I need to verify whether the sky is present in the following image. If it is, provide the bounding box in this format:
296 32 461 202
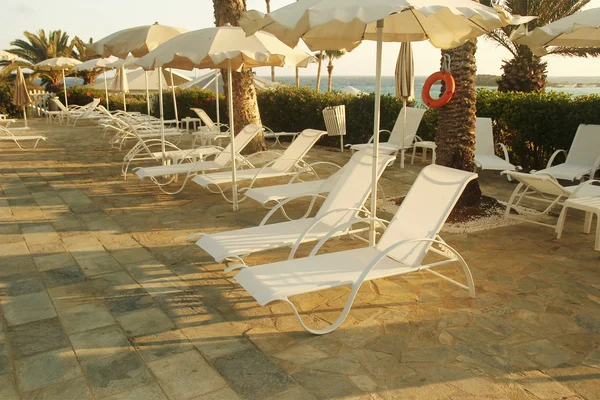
2 0 599 78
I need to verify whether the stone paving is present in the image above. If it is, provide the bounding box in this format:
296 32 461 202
0 120 599 399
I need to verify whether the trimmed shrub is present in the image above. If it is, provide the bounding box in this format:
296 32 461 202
0 82 21 118
66 86 150 115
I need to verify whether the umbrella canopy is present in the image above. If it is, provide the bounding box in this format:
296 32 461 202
87 68 191 92
136 25 313 211
72 58 113 71
88 23 189 58
341 85 364 95
512 7 600 56
0 50 17 62
241 0 533 244
12 66 32 128
395 42 414 168
35 57 82 107
107 55 140 70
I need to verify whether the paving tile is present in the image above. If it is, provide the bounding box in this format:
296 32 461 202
41 265 87 288
193 387 242 400
111 248 155 264
132 328 194 362
78 254 123 277
125 259 189 296
81 350 154 399
33 252 79 272
0 272 45 296
104 289 156 316
148 350 227 400
27 241 68 257
116 307 175 337
70 325 133 361
183 321 253 359
0 341 11 375
15 348 82 392
58 302 115 334
0 241 29 257
214 348 297 400
3 291 57 326
21 376 93 400
103 383 168 400
7 317 70 358
292 370 362 400
47 281 100 310
0 373 19 400
0 254 36 278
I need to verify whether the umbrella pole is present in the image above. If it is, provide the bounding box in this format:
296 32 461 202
158 67 165 158
62 69 68 107
169 68 179 126
227 61 237 211
401 99 406 168
123 92 127 112
215 70 220 125
145 70 151 115
23 106 28 128
103 71 110 111
370 19 384 247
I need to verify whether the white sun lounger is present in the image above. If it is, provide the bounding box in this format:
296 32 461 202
474 117 521 180
348 107 427 156
191 129 327 203
191 108 230 146
228 164 477 334
134 124 264 194
0 126 46 150
503 170 600 231
192 150 396 264
532 124 600 181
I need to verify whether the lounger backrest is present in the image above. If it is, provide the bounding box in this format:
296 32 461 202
80 99 101 117
474 117 495 156
377 165 477 267
270 129 327 172
213 124 263 167
191 108 217 130
387 107 426 147
51 98 68 112
566 124 600 167
315 151 395 227
505 171 569 197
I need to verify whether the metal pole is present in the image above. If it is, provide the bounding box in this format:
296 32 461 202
23 106 28 128
62 69 68 107
169 68 178 124
103 70 110 111
215 70 220 125
370 19 384 246
228 61 237 211
122 92 127 112
158 67 165 158
145 70 151 115
401 99 406 168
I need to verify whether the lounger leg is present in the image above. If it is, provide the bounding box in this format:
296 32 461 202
594 213 600 251
584 211 593 234
431 148 436 165
556 206 568 238
281 296 355 335
411 146 417 165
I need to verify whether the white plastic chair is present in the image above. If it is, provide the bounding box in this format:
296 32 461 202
228 165 477 334
191 150 396 264
0 126 46 150
533 124 600 181
474 117 521 180
191 108 230 146
191 129 328 204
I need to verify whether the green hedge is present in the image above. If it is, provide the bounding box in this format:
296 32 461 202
0 82 22 118
66 87 148 114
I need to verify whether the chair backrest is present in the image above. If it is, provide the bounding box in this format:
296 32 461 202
377 165 477 267
566 124 600 167
474 117 495 156
51 98 68 112
213 124 263 167
504 171 569 198
191 108 216 130
80 98 101 117
387 107 426 147
270 129 328 172
315 151 395 227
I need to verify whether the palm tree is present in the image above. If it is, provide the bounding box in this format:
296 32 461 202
68 36 102 84
213 0 266 152
8 30 74 92
489 0 600 92
315 51 324 92
325 50 345 92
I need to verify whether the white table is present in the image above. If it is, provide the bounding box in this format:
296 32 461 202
412 141 437 164
557 196 600 251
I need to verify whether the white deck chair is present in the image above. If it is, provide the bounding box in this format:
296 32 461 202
134 124 264 194
191 129 328 204
474 117 521 180
503 170 600 230
532 124 600 181
348 107 426 156
192 150 396 264
69 98 102 126
228 165 477 334
191 108 230 146
0 126 46 150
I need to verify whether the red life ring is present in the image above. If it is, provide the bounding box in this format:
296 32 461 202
421 71 455 108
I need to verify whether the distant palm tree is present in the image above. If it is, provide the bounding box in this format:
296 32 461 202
325 50 345 92
314 51 324 92
489 0 600 92
68 36 102 84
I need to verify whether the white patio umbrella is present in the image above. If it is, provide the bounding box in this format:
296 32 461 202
72 58 113 110
111 66 130 111
0 50 18 62
35 57 82 107
241 0 534 244
12 66 32 129
512 7 600 56
136 25 313 211
395 42 414 168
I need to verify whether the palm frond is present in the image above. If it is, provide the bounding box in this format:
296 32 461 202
548 46 600 57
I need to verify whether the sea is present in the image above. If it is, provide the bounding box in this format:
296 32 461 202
262 75 600 97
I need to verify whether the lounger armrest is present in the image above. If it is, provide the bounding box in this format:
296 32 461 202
547 149 567 169
261 125 274 134
241 150 283 168
288 161 341 183
496 143 510 162
259 193 329 226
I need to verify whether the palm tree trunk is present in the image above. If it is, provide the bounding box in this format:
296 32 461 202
435 38 482 207
315 51 324 92
213 0 266 153
327 60 333 92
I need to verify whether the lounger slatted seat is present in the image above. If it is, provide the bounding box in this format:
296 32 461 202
229 164 478 334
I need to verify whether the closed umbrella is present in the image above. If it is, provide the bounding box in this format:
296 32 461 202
108 56 145 113
512 7 600 56
12 66 32 129
241 0 534 244
111 66 130 111
136 25 313 211
395 42 414 168
35 57 82 107
73 58 113 110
